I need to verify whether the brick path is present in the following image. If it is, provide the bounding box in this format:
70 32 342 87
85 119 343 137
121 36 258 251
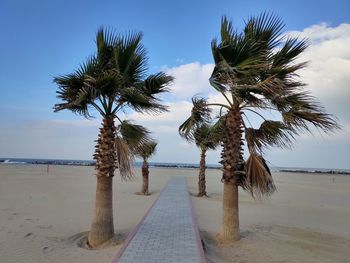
112 177 206 263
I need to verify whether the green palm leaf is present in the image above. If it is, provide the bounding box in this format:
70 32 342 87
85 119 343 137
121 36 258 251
142 72 173 98
118 120 151 147
179 97 211 140
245 120 295 152
112 31 147 84
193 123 221 150
134 140 157 160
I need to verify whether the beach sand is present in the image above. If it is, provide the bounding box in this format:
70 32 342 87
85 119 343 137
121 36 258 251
0 164 349 263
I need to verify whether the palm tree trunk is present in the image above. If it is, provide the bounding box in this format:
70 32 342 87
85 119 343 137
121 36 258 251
88 116 116 247
221 181 239 242
219 108 245 243
198 148 207 197
140 159 149 195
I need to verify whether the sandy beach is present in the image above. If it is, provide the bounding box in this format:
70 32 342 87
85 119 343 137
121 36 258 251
0 164 349 263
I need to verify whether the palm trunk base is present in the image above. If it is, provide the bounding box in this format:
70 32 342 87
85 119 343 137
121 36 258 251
140 175 149 195
198 149 207 197
88 176 114 248
197 192 207 197
219 181 240 244
197 175 207 197
140 162 149 195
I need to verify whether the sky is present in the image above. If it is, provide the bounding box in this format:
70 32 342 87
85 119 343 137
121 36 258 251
0 0 349 169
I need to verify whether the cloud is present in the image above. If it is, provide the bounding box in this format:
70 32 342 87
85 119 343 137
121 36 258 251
288 23 350 43
165 62 214 99
287 23 350 124
128 100 192 124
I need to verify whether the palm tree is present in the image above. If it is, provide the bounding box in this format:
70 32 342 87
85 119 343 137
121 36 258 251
135 140 157 195
180 13 339 244
53 28 173 247
179 122 221 197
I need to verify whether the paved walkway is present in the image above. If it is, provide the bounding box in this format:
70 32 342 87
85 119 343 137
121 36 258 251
112 177 206 263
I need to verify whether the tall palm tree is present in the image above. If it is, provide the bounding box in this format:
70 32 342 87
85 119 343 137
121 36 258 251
180 13 339 244
53 28 173 247
135 140 157 195
179 122 221 197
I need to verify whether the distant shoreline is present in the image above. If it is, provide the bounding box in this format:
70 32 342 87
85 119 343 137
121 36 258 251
0 159 95 166
279 169 350 175
1 158 349 175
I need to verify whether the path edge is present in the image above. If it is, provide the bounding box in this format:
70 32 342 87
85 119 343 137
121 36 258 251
185 178 207 263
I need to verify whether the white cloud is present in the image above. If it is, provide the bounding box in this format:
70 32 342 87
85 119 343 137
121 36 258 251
287 23 350 124
288 23 350 43
128 100 192 125
165 62 214 99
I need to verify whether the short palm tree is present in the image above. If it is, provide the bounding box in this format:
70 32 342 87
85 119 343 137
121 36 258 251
53 28 173 247
134 140 157 195
179 122 221 197
180 13 339 244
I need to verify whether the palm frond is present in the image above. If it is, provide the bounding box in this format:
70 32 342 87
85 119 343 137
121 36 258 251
209 61 234 94
209 116 225 136
271 37 309 68
244 153 276 199
115 136 134 180
211 15 277 100
134 140 157 160
282 109 339 133
96 27 120 48
244 12 284 51
220 16 237 44
53 102 92 118
193 123 222 150
118 120 152 148
96 27 117 70
118 87 168 113
142 72 174 98
236 76 287 100
245 120 295 152
84 68 121 99
113 31 148 84
179 97 211 140
268 91 340 133
53 56 99 117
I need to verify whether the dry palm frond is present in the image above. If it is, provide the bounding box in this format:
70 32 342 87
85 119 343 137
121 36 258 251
115 136 134 180
244 153 276 199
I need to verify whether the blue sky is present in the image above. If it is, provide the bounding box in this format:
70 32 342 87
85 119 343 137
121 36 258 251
1 0 349 169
